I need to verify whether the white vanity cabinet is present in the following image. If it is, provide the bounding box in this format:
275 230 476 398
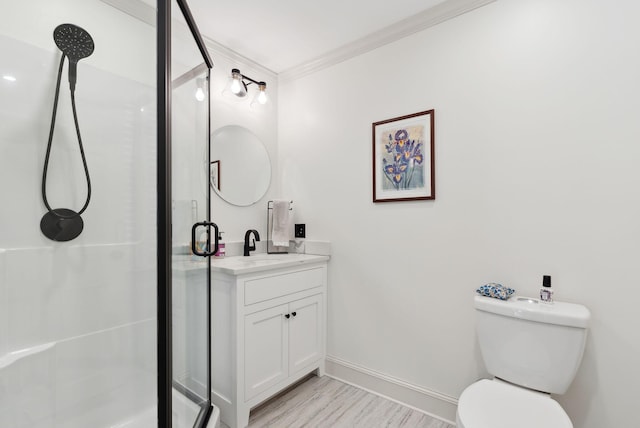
211 255 328 428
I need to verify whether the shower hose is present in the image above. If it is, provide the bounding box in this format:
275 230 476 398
41 53 91 220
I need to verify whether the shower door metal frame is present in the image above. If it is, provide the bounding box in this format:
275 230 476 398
158 0 214 427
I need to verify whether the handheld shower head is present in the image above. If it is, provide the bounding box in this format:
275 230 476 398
53 24 94 92
41 23 95 241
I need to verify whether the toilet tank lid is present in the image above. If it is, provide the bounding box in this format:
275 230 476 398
474 295 591 328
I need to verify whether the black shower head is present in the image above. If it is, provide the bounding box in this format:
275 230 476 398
53 24 94 92
54 23 94 61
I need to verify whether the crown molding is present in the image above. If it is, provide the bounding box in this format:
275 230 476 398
278 0 496 83
201 36 278 78
100 0 495 84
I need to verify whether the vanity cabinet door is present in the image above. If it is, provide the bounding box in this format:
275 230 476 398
244 304 289 401
288 294 323 375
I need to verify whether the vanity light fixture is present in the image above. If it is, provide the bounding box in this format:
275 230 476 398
225 68 269 108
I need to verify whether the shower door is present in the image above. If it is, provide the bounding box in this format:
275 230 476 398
170 1 214 427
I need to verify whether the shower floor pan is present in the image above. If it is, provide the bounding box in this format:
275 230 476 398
112 388 220 428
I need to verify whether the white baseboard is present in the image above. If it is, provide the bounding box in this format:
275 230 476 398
325 355 458 426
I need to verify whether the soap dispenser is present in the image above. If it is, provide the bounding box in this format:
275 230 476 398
214 231 225 258
540 275 554 303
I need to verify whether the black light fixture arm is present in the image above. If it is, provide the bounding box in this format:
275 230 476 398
232 68 266 88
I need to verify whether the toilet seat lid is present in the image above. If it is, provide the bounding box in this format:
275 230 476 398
457 379 573 428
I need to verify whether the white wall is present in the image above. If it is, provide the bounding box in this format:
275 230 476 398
278 0 640 426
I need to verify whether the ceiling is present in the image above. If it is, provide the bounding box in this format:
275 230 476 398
184 0 450 73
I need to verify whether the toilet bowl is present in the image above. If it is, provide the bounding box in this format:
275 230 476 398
458 295 590 428
456 379 572 428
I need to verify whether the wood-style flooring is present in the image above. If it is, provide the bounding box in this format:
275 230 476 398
222 375 455 428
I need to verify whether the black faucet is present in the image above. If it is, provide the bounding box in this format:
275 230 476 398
244 229 260 256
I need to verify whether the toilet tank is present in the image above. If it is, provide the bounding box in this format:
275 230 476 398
474 295 590 394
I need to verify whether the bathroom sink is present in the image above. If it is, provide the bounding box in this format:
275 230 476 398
212 253 328 275
173 253 329 275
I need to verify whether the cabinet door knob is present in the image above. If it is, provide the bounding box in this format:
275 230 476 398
284 314 290 319
291 312 297 317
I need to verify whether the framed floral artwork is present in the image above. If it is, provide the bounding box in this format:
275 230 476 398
372 109 435 202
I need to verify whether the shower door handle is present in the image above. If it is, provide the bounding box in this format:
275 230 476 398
191 221 219 257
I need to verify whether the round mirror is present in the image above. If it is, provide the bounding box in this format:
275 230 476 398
210 125 271 206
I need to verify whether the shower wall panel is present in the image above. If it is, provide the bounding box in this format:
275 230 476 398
0 250 6 357
0 1 157 426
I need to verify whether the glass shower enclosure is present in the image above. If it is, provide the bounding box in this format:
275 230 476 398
169 0 215 427
0 0 214 427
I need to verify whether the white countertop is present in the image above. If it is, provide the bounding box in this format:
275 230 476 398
173 253 330 275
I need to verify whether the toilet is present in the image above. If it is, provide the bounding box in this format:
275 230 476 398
457 295 590 428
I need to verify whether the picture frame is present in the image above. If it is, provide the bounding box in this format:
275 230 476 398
210 160 220 191
372 109 435 202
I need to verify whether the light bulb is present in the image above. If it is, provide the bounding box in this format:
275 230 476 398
230 79 242 94
195 87 205 101
228 69 247 97
3 75 17 82
251 82 269 110
257 89 267 105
